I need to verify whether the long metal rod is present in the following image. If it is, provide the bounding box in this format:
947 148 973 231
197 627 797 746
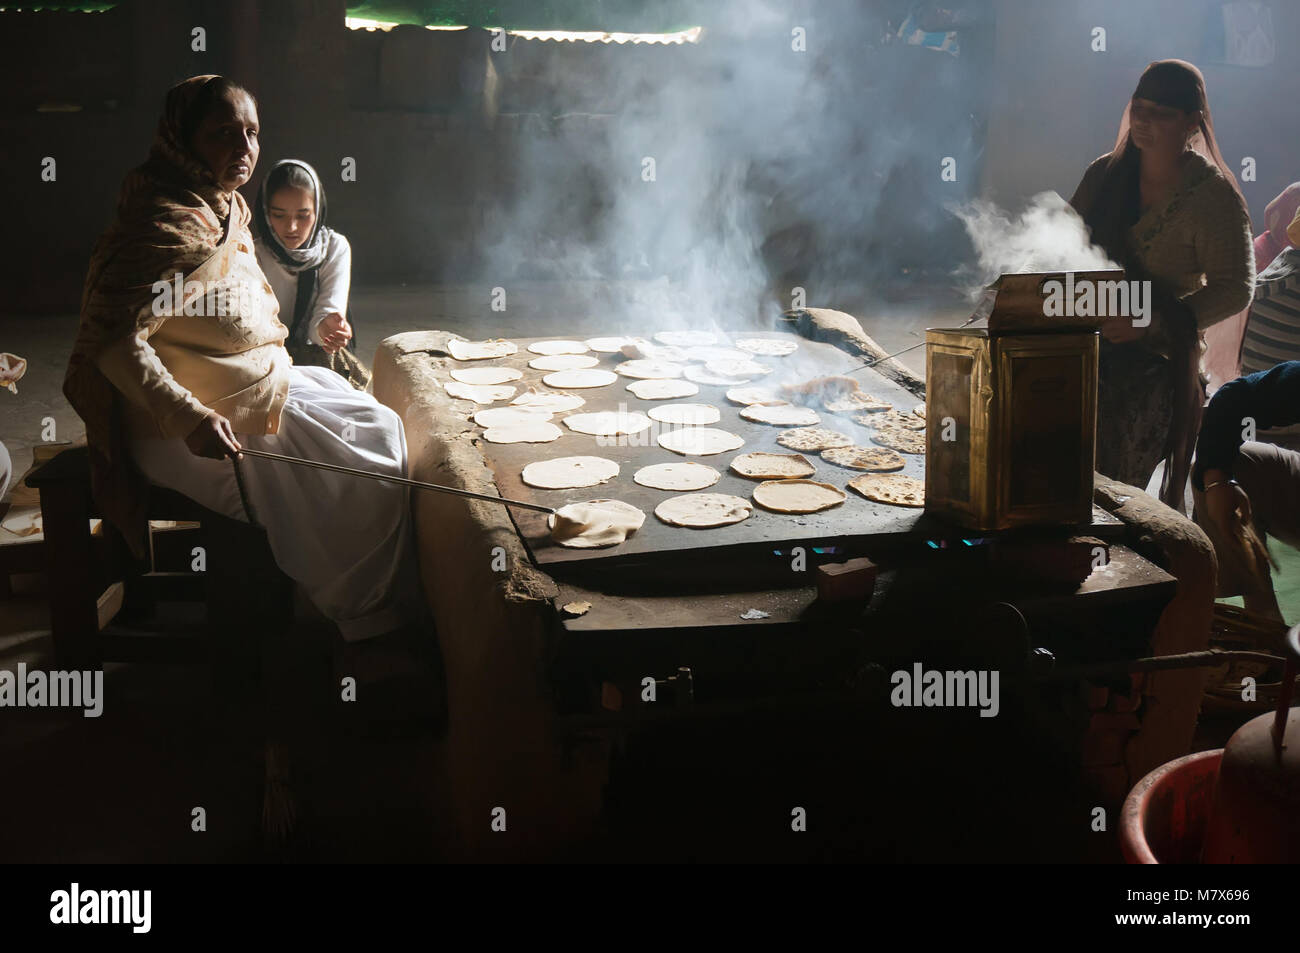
236 447 557 515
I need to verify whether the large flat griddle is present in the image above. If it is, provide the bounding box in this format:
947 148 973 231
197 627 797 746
440 333 1117 570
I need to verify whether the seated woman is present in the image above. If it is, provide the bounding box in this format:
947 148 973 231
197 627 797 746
65 75 420 646
253 159 370 390
1069 59 1255 509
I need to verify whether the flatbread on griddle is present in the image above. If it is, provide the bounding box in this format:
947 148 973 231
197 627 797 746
633 462 721 491
528 354 600 371
473 406 554 428
751 479 846 514
626 378 700 400
447 339 517 361
682 346 752 363
527 339 590 355
443 381 517 404
735 338 799 357
562 411 653 437
542 369 617 389
481 421 563 443
821 446 906 471
847 472 925 507
870 409 926 431
654 330 718 347
521 456 619 489
549 499 645 548
511 390 586 413
684 364 752 386
729 452 816 480
870 428 926 454
449 366 522 385
657 427 745 456
776 427 853 451
615 359 684 380
706 358 772 379
654 492 752 528
740 403 820 427
725 386 780 405
647 403 721 426
826 392 892 414
586 336 639 353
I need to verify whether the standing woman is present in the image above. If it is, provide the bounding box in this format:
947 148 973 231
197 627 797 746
66 75 420 644
1070 59 1255 509
253 159 370 389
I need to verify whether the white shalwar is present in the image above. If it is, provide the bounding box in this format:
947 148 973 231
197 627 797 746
130 364 417 641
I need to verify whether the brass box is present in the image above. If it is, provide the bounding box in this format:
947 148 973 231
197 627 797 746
924 328 1098 531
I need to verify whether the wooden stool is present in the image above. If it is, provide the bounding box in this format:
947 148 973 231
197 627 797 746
24 446 292 674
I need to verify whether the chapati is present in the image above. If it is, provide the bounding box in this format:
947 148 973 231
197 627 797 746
511 390 586 413
528 353 600 371
682 345 751 363
448 338 517 361
615 359 684 379
527 340 590 356
626 378 700 400
870 428 926 454
684 364 752 386
740 403 821 427
563 411 653 436
449 366 523 385
871 409 926 431
620 340 688 362
586 336 639 353
847 472 925 507
751 479 846 514
776 427 853 451
481 421 563 443
654 492 752 528
826 392 892 414
549 499 646 548
735 338 799 357
633 462 721 491
443 381 517 404
657 427 745 456
647 403 721 426
725 386 780 405
706 358 772 379
821 446 906 471
522 455 619 489
729 452 816 480
473 406 554 428
654 330 717 347
543 369 617 389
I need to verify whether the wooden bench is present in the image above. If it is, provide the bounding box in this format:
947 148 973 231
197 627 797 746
24 446 292 676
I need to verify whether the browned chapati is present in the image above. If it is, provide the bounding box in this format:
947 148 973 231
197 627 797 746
847 473 925 507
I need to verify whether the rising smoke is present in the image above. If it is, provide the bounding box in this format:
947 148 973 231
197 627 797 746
474 0 995 334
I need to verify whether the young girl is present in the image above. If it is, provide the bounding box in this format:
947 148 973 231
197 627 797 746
253 159 370 389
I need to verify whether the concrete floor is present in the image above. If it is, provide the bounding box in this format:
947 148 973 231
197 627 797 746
0 281 952 862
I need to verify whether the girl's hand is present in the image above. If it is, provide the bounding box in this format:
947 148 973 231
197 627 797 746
318 313 352 354
185 412 242 460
